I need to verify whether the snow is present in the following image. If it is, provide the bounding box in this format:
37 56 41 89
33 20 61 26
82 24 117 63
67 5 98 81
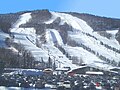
0 30 10 47
0 86 51 90
10 69 43 76
7 11 120 70
86 71 103 75
42 44 78 69
106 30 119 40
46 29 64 45
10 13 49 62
0 86 21 90
45 12 120 70
51 12 120 64
51 12 120 49
63 45 101 63
56 67 69 71
106 30 118 35
8 47 19 53
93 31 120 49
13 13 31 28
63 45 115 70
42 28 78 69
69 32 120 62
51 12 93 32
10 12 78 70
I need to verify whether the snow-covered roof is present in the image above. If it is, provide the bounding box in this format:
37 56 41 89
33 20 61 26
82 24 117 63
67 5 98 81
86 71 103 75
10 69 44 76
56 67 69 71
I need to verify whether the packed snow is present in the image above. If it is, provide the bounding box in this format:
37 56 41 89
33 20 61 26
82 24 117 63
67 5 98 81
68 31 120 62
3 11 119 70
12 13 32 28
10 12 79 69
10 13 49 62
49 12 120 69
63 45 115 70
42 44 78 69
46 29 63 45
106 30 119 40
51 12 120 49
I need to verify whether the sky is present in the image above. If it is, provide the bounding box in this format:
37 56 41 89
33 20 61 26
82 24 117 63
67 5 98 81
0 0 120 18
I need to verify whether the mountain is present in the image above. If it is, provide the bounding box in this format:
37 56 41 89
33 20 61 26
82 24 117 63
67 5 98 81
0 9 120 71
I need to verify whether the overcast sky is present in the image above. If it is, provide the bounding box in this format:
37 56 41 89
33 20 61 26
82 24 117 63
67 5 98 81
0 0 120 18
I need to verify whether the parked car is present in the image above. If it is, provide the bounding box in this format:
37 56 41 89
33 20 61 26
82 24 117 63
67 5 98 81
63 81 71 89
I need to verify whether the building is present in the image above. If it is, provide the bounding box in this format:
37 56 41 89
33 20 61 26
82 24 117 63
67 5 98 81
67 65 104 76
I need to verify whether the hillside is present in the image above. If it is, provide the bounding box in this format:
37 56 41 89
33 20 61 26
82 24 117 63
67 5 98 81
0 9 120 71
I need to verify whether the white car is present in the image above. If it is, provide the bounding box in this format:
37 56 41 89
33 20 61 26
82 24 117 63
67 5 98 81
63 81 71 89
45 83 57 89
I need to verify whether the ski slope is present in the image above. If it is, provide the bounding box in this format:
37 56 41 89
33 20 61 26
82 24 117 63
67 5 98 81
10 13 49 62
10 12 79 69
46 29 63 45
8 11 120 70
51 12 120 49
63 45 114 70
42 44 78 69
49 12 120 68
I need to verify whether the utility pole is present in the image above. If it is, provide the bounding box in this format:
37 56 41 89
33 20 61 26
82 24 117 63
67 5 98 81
47 48 52 68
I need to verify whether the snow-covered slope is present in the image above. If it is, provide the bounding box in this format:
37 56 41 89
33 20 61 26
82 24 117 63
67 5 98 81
10 13 49 62
47 12 120 69
0 30 10 47
9 12 78 69
1 11 120 70
46 29 63 45
42 44 78 69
